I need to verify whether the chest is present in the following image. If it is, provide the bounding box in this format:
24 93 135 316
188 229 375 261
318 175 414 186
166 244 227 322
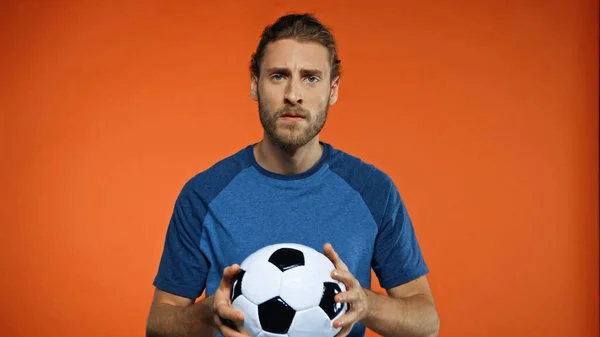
201 185 379 283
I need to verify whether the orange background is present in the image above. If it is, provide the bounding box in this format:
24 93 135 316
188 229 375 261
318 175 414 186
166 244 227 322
1 1 598 336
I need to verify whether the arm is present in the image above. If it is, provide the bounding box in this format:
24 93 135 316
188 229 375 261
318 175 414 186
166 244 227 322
326 175 439 337
147 179 247 337
362 276 440 337
147 185 212 337
147 265 247 337
325 245 439 337
146 289 216 337
365 178 439 336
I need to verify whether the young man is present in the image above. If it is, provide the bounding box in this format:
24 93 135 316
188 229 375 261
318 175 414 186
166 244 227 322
146 13 440 337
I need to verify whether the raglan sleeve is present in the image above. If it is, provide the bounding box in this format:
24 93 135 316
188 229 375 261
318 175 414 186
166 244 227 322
371 181 429 289
153 180 210 299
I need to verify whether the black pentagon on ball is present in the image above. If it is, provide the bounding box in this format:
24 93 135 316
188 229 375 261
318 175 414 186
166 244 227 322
258 296 296 334
229 269 245 303
319 282 346 319
268 248 305 272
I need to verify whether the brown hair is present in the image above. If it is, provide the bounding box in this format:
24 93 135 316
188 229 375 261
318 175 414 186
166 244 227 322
250 13 341 82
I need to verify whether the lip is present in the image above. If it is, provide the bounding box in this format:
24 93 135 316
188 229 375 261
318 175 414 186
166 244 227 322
280 115 305 120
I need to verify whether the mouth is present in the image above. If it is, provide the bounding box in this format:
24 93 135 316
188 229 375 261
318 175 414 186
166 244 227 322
279 112 306 121
280 116 305 123
280 113 305 118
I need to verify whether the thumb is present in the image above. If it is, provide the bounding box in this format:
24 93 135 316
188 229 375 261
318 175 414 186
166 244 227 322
219 264 241 289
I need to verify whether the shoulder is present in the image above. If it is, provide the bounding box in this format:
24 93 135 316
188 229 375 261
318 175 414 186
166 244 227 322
325 143 399 223
179 145 254 203
326 143 396 195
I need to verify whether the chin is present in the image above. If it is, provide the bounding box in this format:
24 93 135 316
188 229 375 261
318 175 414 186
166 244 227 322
272 134 309 150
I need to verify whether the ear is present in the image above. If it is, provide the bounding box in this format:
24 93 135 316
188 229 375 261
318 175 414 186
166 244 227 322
328 76 340 105
250 75 258 101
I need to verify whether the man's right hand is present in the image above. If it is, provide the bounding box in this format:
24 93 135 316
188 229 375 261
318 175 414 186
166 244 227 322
211 264 251 337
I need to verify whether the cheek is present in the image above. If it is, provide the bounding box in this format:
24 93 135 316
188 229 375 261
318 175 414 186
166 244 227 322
315 92 331 107
259 86 283 106
305 89 327 104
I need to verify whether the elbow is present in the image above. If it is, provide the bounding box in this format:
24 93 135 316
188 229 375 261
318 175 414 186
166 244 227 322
146 321 160 337
412 305 439 337
427 329 440 337
146 309 163 337
391 307 440 337
426 311 440 337
146 326 158 337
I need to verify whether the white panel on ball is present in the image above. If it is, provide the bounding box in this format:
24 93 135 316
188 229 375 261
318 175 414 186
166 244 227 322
301 246 337 280
241 260 282 305
279 265 323 311
287 306 340 337
231 295 262 337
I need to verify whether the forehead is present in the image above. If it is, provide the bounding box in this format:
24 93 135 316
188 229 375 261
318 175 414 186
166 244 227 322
261 39 330 74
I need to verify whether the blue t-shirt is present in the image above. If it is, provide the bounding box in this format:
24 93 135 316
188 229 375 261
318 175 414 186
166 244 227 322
153 142 429 337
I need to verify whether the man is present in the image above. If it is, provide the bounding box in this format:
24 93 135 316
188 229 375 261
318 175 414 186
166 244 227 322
146 13 440 337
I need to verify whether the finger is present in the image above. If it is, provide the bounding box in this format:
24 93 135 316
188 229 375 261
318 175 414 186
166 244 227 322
331 269 360 289
335 289 361 304
323 243 349 271
224 264 241 281
334 323 353 337
216 303 245 321
334 309 360 329
219 316 239 332
219 264 241 290
214 315 248 337
215 314 251 337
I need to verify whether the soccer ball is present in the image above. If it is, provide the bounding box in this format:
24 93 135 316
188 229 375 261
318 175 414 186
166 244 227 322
229 243 347 337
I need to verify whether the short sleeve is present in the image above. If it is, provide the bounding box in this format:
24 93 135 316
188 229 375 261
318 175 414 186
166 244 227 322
153 183 210 299
371 183 429 289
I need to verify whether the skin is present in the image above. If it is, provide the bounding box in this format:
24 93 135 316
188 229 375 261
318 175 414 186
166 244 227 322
324 243 440 337
146 38 440 337
250 38 339 176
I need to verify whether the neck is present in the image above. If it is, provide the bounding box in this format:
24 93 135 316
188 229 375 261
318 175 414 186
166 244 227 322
254 136 324 175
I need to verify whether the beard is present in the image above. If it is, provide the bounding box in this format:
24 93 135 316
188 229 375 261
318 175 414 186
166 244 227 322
258 91 329 152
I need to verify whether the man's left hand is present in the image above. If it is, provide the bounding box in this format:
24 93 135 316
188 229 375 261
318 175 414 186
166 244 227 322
323 243 370 337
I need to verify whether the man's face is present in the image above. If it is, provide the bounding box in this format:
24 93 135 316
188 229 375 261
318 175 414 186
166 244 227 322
251 39 339 151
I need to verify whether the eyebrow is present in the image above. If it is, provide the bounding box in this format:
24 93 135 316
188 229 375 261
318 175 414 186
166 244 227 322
266 67 324 78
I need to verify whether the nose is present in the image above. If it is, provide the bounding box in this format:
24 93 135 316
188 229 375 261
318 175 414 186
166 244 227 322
284 77 303 105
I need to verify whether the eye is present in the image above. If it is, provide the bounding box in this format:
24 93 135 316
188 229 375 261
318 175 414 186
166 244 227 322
306 76 319 83
272 74 284 81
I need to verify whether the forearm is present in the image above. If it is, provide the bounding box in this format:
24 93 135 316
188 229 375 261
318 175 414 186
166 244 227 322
146 295 216 337
361 289 440 337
